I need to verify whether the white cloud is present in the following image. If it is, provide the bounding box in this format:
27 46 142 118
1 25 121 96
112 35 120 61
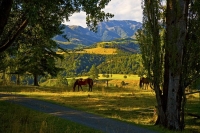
63 11 86 27
64 0 143 27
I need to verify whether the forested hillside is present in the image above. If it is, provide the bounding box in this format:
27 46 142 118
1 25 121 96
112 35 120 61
57 52 141 77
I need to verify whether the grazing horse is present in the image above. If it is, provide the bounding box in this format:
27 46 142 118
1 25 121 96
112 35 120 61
139 77 150 90
73 78 93 92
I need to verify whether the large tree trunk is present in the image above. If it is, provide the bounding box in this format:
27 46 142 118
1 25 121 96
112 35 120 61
165 0 187 130
140 0 190 130
33 74 39 86
0 0 13 35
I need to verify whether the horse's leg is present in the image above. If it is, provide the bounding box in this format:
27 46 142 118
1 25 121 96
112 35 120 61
88 84 92 92
142 82 144 89
139 79 143 89
145 83 148 90
73 85 76 91
80 85 83 91
73 84 76 92
143 83 146 90
78 85 83 91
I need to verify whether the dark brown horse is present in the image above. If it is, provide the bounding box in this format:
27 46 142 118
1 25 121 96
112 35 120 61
139 77 150 90
73 78 93 92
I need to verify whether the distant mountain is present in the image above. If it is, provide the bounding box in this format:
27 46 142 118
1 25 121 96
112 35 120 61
53 20 142 49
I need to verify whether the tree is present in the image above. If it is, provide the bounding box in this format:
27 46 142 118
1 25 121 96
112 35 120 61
16 24 63 86
88 64 99 79
136 0 200 130
0 0 114 52
57 71 68 87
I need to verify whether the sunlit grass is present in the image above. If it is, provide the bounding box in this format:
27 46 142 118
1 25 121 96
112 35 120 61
76 47 117 55
0 101 102 133
0 85 199 133
98 74 140 80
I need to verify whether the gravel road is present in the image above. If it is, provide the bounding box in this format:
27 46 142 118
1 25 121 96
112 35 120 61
0 93 158 133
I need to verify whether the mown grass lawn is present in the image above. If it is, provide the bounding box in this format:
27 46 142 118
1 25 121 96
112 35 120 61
0 85 200 133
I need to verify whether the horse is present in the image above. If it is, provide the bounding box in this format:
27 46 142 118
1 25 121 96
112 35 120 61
73 78 93 92
139 77 150 90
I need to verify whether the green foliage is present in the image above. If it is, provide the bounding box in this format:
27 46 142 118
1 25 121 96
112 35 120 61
56 72 68 87
97 54 141 74
0 0 114 52
16 24 63 77
88 65 99 79
57 52 142 77
58 53 105 77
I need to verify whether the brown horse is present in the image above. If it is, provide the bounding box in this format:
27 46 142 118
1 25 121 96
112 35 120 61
73 78 93 92
139 77 150 90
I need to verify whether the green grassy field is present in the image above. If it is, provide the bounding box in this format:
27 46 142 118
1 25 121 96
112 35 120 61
73 74 140 80
0 85 199 133
41 74 140 88
0 100 102 133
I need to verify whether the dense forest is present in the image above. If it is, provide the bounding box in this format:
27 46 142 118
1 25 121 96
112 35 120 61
57 52 141 77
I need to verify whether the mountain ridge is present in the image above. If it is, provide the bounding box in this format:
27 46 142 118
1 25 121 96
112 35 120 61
53 20 142 49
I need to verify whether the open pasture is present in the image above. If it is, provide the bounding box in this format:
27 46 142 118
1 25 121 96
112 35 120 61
65 74 140 89
0 85 199 133
75 47 117 55
98 74 140 80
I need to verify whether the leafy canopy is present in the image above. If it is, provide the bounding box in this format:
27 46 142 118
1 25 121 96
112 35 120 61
0 0 114 52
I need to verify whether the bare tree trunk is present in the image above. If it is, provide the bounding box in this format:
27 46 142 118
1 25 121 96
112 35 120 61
166 0 187 130
16 74 20 85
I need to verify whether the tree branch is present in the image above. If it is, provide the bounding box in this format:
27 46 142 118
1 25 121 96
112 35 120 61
0 19 28 52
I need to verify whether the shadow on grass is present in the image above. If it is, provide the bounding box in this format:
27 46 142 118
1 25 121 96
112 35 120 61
1 85 199 133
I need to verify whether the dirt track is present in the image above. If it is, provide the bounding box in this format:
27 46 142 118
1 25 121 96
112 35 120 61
0 93 158 133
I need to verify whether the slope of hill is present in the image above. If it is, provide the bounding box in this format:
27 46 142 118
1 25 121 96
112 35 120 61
63 38 140 55
91 38 140 54
53 20 142 49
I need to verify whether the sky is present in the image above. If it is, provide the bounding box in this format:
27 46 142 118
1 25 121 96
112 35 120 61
63 0 143 28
